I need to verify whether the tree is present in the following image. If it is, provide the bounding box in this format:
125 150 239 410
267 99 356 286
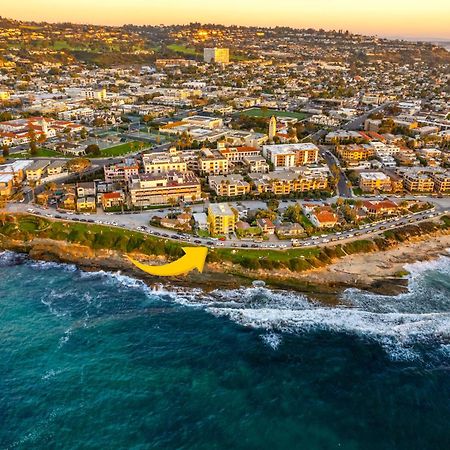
85 144 101 156
28 127 38 156
93 117 106 128
168 197 178 210
2 145 9 158
267 199 279 211
66 158 91 173
80 128 88 140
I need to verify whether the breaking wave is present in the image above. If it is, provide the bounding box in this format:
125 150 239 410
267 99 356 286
3 250 450 360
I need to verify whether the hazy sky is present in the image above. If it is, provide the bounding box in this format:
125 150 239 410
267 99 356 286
3 0 450 39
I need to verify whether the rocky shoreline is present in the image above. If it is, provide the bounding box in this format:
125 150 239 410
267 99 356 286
2 232 449 304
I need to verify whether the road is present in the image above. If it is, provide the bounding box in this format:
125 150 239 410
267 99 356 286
7 199 449 251
342 102 393 131
319 146 353 198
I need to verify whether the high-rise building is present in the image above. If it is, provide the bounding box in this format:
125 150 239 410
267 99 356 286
204 48 230 64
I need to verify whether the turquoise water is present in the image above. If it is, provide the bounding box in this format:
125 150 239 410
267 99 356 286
1 251 450 450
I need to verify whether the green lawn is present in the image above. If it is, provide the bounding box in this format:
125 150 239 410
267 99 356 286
167 44 200 56
215 246 320 262
10 148 64 158
240 108 308 120
95 142 149 158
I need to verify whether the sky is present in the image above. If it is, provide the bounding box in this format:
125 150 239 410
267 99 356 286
3 0 450 39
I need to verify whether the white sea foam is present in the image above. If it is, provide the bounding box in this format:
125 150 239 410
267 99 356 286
4 250 449 360
261 332 283 350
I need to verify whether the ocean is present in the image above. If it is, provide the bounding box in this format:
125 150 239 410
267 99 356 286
1 250 449 450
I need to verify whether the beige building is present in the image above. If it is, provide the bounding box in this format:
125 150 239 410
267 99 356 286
25 161 49 182
204 48 230 64
431 172 450 193
143 148 187 174
359 172 394 193
249 169 328 195
262 144 319 170
218 146 261 163
0 174 13 198
403 173 435 193
198 148 229 175
209 174 251 197
129 171 201 207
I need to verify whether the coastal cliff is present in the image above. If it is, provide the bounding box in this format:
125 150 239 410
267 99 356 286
1 213 449 299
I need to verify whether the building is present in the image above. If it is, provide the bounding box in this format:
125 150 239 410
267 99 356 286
76 196 96 212
129 171 201 207
249 169 328 195
104 160 140 183
337 144 375 163
359 172 393 193
76 182 96 198
204 48 230 64
193 212 209 231
218 146 261 163
25 161 50 182
101 191 125 210
262 143 319 170
308 207 339 228
362 200 399 216
276 223 305 238
0 160 33 184
268 116 277 140
256 218 275 235
82 88 107 101
46 161 66 176
143 148 187 174
430 172 450 193
198 148 229 175
208 174 251 197
244 155 270 173
208 203 236 235
403 173 435 193
0 173 14 198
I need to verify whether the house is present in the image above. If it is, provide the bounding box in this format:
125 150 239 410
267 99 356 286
275 223 305 238
59 193 76 211
309 207 339 228
362 200 399 216
256 218 275 235
193 212 209 231
160 218 180 230
101 191 124 210
76 182 96 198
77 196 96 212
177 213 192 225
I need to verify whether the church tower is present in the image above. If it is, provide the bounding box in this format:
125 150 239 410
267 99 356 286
268 116 277 140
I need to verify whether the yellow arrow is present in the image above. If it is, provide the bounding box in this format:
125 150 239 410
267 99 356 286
127 247 208 277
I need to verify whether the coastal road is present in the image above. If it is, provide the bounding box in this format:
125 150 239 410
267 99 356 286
6 201 449 252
